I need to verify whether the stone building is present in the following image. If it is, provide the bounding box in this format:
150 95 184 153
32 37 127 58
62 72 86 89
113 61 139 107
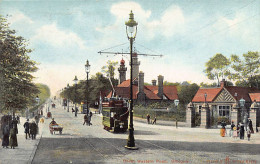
107 54 178 104
186 79 260 129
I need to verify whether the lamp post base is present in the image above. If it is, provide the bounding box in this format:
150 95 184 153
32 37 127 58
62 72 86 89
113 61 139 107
124 146 139 150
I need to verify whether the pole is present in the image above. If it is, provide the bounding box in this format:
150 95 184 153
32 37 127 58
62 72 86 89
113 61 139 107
67 99 69 112
126 37 136 148
87 71 89 115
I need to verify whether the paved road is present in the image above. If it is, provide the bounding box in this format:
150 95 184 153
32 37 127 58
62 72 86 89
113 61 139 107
32 100 260 164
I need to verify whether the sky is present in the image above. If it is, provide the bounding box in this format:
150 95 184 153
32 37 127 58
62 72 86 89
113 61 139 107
0 0 260 95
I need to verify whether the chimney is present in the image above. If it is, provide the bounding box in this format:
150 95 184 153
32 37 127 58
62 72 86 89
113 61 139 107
152 80 156 86
157 75 164 99
220 79 227 88
137 71 146 101
138 71 144 94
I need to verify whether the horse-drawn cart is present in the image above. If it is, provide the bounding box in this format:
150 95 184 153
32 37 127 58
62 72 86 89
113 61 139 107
49 124 63 135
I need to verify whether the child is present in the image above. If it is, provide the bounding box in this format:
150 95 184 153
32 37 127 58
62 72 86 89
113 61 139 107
247 130 251 141
233 127 238 139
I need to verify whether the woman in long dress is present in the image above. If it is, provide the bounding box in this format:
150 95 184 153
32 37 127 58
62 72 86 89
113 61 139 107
2 124 10 148
9 127 18 149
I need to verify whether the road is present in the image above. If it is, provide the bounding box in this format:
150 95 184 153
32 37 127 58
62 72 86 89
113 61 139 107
32 100 260 164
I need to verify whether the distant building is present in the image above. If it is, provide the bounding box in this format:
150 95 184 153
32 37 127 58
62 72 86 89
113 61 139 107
187 79 260 128
107 54 178 104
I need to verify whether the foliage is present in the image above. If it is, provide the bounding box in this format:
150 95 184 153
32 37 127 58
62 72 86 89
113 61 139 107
204 53 230 86
60 72 117 107
163 81 180 86
101 60 118 79
178 83 199 105
0 15 39 113
230 51 260 88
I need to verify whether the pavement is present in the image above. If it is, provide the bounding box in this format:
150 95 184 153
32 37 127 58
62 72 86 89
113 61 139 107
0 114 45 164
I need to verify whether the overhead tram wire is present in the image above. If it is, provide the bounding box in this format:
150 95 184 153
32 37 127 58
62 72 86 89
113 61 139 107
169 0 257 47
181 12 260 53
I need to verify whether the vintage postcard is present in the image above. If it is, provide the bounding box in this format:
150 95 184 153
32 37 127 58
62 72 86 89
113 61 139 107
0 1 259 163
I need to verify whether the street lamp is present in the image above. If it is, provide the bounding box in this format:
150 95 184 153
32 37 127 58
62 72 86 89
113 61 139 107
73 76 78 116
204 93 207 103
67 84 70 112
125 10 138 150
35 96 40 105
174 99 179 128
85 60 91 115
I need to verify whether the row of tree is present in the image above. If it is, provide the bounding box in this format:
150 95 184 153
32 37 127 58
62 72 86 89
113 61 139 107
0 15 46 114
205 52 260 88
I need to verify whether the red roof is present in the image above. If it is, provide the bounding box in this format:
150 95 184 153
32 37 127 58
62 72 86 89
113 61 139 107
249 93 260 102
107 80 178 100
192 85 260 103
117 79 130 87
192 88 222 102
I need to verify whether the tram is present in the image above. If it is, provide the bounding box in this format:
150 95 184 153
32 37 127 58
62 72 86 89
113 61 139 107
102 98 129 133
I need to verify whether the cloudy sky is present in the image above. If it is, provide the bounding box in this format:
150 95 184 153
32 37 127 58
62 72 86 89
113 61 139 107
0 0 259 95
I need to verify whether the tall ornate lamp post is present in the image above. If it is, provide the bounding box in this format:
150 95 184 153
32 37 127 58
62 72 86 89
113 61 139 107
125 10 138 150
85 60 91 115
73 76 78 116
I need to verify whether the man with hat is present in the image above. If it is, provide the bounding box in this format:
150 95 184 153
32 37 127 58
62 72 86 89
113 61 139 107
23 119 30 139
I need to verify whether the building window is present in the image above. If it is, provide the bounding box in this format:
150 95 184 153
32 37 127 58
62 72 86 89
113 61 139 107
218 105 230 117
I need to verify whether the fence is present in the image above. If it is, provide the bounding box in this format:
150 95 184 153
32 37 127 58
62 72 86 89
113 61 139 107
133 107 186 121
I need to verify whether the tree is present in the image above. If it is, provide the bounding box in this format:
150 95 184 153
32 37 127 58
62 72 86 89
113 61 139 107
178 83 199 105
204 53 230 86
101 60 118 79
0 15 39 113
230 51 260 88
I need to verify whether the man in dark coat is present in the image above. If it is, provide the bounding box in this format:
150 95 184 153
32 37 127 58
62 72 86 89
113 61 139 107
9 127 18 149
240 123 245 139
248 118 254 134
30 121 37 140
147 114 150 124
2 124 10 148
24 119 30 139
83 114 88 125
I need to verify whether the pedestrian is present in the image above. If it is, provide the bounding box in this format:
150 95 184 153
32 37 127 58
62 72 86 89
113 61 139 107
24 119 30 139
11 118 18 134
147 114 150 124
2 124 10 148
248 118 254 134
40 117 44 123
220 121 226 137
230 121 235 137
9 127 18 149
75 107 78 117
88 114 92 126
240 123 245 140
30 121 37 140
72 108 75 113
152 117 157 125
247 129 251 141
233 127 238 139
237 124 240 137
83 114 88 125
16 115 20 124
